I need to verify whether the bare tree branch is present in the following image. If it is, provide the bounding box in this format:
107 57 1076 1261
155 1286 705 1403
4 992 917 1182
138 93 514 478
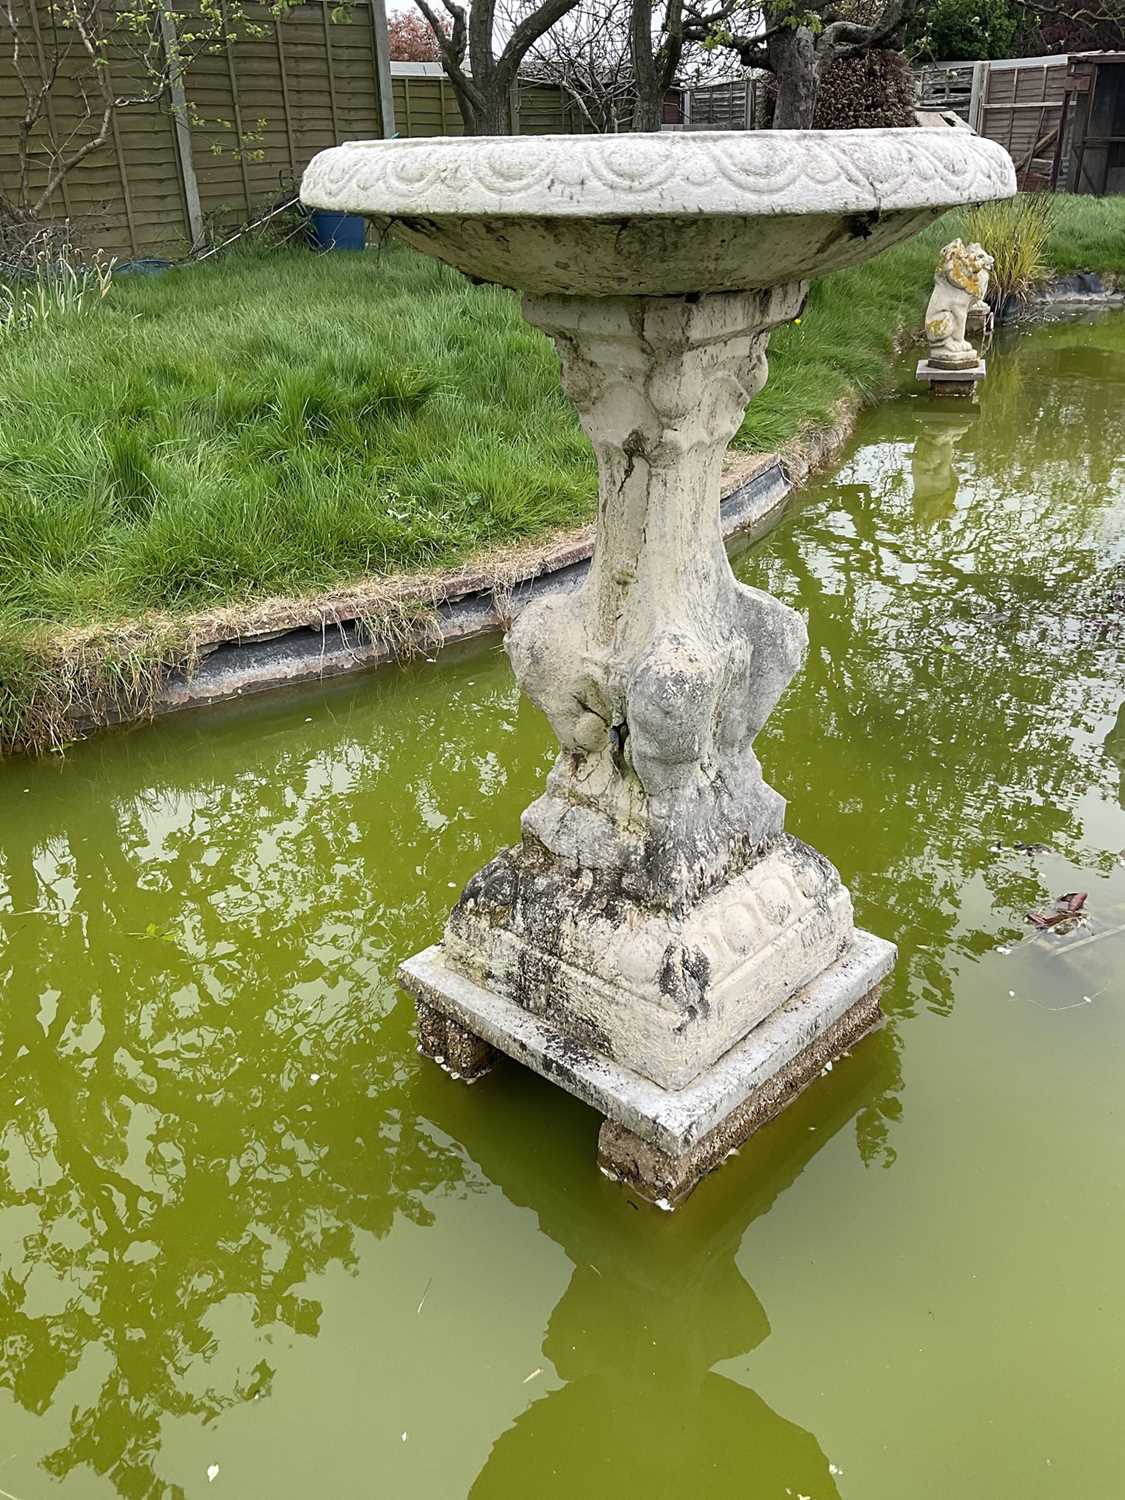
498 0 591 85
1 0 294 232
416 0 488 114
515 0 636 132
416 0 586 133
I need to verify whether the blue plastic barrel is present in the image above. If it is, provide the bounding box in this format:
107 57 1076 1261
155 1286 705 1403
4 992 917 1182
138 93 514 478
310 211 366 252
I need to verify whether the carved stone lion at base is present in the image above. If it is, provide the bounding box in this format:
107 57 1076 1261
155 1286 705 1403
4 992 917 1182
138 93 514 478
925 239 994 369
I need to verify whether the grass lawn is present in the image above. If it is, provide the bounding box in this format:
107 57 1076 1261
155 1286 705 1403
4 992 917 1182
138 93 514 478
1 193 1123 750
1037 194 1125 274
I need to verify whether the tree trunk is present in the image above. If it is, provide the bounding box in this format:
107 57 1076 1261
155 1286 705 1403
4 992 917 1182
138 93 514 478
768 26 820 129
631 85 664 132
449 74 511 135
630 0 681 132
469 91 513 134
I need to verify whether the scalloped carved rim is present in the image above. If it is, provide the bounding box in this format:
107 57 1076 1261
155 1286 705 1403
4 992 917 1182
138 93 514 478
301 128 1016 222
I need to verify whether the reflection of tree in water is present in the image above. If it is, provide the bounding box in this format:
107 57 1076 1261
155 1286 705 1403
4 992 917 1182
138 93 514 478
433 1025 897 1498
1106 702 1125 812
0 657 547 1498
739 315 1125 1157
976 315 1125 504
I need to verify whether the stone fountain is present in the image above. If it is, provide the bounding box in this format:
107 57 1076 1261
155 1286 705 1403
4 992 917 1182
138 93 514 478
302 129 1015 1207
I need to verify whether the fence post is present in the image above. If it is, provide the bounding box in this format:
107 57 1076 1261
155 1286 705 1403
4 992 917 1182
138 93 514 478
160 10 205 249
509 80 521 134
369 0 396 138
321 1 342 143
969 61 987 134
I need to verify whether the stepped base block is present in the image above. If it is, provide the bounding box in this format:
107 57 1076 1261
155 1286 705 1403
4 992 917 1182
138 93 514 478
598 982 884 1207
444 834 855 1092
916 358 986 400
415 999 498 1082
400 928 895 1206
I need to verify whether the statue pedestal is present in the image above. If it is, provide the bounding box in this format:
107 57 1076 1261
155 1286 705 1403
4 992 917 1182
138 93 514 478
401 929 894 1208
917 357 987 399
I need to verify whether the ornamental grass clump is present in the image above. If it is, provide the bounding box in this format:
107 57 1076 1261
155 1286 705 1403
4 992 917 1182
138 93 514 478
0 247 113 340
962 193 1056 308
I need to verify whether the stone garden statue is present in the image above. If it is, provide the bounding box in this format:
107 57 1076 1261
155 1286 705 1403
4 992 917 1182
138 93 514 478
924 239 995 370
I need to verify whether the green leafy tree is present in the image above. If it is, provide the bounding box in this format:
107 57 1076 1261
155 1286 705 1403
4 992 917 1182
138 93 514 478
907 0 1026 60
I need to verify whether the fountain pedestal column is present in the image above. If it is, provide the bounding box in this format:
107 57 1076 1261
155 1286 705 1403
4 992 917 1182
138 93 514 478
400 286 895 1205
301 122 1015 1207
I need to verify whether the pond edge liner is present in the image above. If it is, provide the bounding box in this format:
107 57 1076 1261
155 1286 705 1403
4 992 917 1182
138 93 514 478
148 451 801 725
1026 272 1124 311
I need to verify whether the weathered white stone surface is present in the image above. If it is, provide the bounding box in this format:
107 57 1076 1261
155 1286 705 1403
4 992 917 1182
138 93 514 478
302 129 1014 1173
924 239 995 369
917 358 987 381
400 929 896 1156
447 835 854 1091
438 285 863 1090
509 289 807 903
301 131 1016 296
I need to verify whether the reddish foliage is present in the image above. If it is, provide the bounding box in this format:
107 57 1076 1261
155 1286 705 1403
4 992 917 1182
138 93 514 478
388 9 448 62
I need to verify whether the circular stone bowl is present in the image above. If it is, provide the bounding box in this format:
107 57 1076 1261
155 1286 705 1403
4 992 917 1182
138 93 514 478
300 129 1016 298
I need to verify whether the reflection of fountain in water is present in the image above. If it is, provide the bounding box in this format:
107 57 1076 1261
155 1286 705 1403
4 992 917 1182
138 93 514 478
425 1026 900 1498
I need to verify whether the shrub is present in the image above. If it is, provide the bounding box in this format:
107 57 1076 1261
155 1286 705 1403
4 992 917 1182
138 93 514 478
761 49 917 129
907 0 1028 62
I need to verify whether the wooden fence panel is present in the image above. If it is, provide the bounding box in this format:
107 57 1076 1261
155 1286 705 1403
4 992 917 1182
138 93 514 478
1 5 590 258
519 79 587 133
0 12 191 256
389 72 586 140
979 57 1069 183
392 74 463 137
914 55 1073 185
685 79 753 130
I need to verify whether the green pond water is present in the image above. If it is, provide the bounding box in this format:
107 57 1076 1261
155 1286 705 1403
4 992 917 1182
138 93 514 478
2 311 1124 1500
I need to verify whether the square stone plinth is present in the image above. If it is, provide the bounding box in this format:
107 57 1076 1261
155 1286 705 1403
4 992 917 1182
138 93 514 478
916 358 986 399
400 929 895 1205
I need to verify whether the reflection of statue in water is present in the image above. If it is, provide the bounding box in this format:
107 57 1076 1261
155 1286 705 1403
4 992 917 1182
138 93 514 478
422 1029 901 1498
910 408 978 524
1106 702 1125 812
925 240 994 371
